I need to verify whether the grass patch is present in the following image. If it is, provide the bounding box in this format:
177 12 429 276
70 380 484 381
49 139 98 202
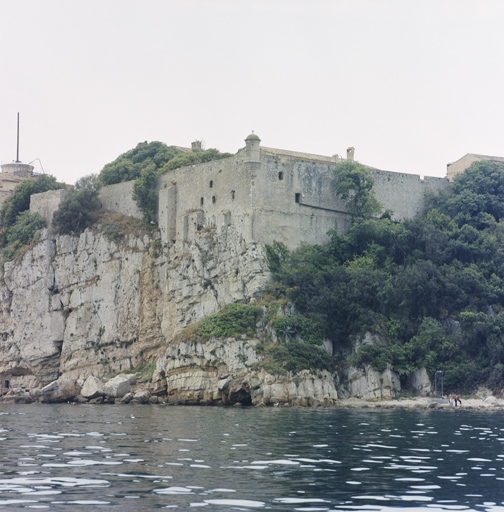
95 211 150 242
123 362 157 383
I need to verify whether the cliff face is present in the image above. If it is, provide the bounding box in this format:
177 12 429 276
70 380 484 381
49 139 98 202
0 223 269 394
0 222 430 405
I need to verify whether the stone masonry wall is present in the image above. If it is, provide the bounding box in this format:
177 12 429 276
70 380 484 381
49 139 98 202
30 189 70 227
99 181 143 220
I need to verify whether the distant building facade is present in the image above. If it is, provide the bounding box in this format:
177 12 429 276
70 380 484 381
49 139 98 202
447 153 504 181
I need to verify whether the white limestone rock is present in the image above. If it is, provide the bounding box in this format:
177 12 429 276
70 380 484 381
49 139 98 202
39 378 78 403
81 375 104 399
341 365 401 400
104 374 132 398
406 367 431 396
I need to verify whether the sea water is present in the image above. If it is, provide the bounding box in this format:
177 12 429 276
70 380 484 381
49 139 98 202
0 404 503 510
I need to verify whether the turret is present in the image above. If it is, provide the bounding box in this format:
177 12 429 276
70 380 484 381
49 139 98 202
1 162 34 178
245 132 261 171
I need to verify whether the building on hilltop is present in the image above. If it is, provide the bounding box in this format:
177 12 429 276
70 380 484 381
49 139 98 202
447 153 504 181
97 133 450 250
0 161 34 209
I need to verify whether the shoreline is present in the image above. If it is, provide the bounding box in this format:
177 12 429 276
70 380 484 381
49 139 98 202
2 394 504 412
331 396 504 412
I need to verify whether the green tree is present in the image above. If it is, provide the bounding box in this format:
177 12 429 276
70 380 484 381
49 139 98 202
133 164 157 223
160 148 233 174
334 161 382 219
52 174 101 234
432 160 504 229
99 141 181 185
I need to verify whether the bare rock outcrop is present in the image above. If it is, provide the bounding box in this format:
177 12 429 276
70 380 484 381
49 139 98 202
154 336 338 406
0 224 269 396
339 364 401 400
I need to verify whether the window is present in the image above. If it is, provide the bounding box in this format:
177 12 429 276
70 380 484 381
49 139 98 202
278 171 284 180
231 190 235 200
295 193 301 204
209 180 213 188
200 197 204 206
212 196 216 204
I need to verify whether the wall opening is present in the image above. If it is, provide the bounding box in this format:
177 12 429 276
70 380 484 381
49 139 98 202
4 380 9 389
231 190 235 201
200 197 204 206
295 193 301 204
278 171 284 180
212 196 216 204
209 180 213 188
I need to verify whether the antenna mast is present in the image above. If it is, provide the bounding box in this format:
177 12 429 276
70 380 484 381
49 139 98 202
16 112 20 162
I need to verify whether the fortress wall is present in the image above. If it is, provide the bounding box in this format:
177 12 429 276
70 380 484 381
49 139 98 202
30 189 70 227
251 154 351 248
371 170 449 220
158 154 253 246
99 181 142 220
250 154 449 249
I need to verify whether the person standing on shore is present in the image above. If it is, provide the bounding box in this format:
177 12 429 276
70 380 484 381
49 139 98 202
454 395 462 407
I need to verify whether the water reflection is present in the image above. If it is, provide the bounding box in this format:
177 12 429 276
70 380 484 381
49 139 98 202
0 405 503 510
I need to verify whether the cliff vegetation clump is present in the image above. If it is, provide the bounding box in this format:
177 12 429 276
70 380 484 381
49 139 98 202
266 160 504 393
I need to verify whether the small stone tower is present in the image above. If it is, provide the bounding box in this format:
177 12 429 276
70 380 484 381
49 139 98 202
1 161 34 178
245 132 261 171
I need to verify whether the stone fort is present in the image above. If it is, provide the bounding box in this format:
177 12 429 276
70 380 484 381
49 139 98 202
29 133 451 249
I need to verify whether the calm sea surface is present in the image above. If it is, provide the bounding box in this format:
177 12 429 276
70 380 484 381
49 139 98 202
0 404 503 511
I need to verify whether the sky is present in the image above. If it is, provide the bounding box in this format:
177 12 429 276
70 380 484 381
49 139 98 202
1 0 504 185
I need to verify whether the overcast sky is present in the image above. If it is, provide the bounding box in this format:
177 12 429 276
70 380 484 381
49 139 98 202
1 0 503 184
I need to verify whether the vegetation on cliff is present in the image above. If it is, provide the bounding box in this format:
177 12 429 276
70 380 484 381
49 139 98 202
266 160 504 393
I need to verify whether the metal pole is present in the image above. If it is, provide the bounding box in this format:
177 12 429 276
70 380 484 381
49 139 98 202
16 113 20 162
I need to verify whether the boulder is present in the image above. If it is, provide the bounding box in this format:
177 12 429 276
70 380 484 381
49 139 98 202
81 375 104 399
132 390 151 404
39 378 78 403
104 374 132 398
482 396 498 406
120 392 134 404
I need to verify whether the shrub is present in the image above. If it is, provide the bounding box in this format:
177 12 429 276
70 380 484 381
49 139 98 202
196 304 260 339
257 340 332 375
52 175 101 234
2 211 46 262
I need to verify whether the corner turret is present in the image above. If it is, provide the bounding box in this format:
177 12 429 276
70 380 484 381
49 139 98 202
245 132 261 171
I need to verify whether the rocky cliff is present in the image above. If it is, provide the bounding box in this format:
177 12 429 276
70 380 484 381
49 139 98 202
0 218 430 405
